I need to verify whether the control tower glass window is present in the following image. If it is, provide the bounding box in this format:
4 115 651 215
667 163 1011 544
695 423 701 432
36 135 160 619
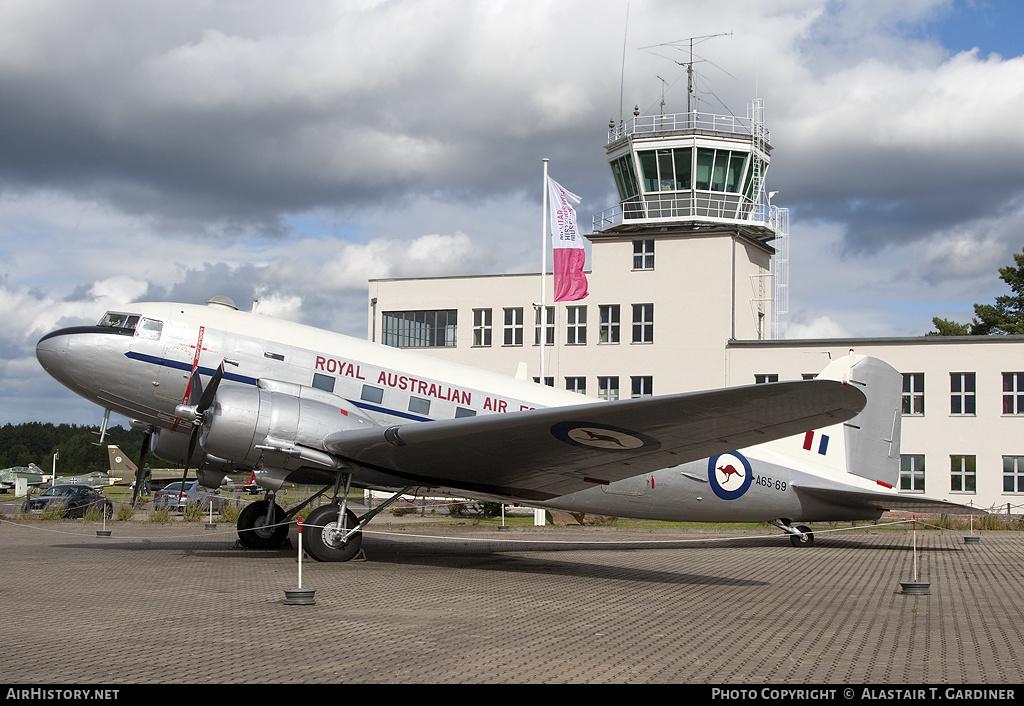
640 147 748 195
611 156 639 200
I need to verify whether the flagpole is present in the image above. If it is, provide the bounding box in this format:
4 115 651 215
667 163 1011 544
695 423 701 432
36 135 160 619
540 158 549 383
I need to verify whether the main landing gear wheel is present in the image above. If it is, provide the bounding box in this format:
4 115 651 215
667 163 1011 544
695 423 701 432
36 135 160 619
790 525 814 547
237 500 289 549
303 504 363 562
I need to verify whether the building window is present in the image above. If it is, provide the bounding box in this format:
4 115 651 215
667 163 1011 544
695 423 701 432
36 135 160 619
534 306 554 346
599 305 620 344
632 303 654 343
1003 373 1024 414
503 307 523 346
900 454 925 493
382 310 457 348
631 376 653 398
1003 456 1024 493
565 377 586 395
473 309 492 347
598 376 619 401
533 376 554 387
902 373 924 416
566 306 587 345
950 373 975 415
755 374 779 384
633 239 654 270
950 455 976 494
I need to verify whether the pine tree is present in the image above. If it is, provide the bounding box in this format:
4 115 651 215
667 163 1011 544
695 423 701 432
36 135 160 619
930 248 1024 336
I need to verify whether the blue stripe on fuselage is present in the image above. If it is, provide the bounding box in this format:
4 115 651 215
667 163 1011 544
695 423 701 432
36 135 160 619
123 351 431 423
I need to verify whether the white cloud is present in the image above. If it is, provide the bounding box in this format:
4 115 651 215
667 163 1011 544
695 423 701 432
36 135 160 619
3 0 1024 423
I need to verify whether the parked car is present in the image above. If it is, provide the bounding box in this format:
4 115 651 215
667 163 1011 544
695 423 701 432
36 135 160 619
152 481 228 512
22 484 113 519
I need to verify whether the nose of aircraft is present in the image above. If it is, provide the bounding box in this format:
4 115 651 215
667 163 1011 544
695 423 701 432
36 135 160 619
36 330 69 379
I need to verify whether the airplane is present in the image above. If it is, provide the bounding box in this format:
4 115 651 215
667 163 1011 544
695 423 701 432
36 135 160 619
106 444 194 492
0 463 51 491
107 443 256 493
35 295 981 561
54 471 121 488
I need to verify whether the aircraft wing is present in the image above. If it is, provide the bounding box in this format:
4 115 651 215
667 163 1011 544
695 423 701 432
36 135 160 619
792 484 986 516
324 379 866 501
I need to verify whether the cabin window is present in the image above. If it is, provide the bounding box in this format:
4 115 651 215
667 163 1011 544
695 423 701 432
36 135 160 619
360 385 384 404
408 397 430 415
98 312 139 331
135 318 163 341
312 373 335 393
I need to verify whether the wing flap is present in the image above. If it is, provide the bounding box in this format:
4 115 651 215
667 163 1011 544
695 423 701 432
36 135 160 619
325 379 866 501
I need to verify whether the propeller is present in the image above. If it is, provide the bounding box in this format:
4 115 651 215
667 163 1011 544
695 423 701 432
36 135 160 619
174 362 225 496
131 430 152 506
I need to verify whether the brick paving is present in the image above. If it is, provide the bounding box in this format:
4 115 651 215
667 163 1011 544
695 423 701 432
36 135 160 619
1 516 1021 684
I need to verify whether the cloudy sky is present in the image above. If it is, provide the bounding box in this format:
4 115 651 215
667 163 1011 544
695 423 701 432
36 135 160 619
3 0 1024 425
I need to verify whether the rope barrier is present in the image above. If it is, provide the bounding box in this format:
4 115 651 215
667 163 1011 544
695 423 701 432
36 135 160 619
0 514 983 547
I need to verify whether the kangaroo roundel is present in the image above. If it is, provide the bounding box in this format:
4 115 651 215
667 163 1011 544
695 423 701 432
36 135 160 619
708 452 753 500
550 421 658 451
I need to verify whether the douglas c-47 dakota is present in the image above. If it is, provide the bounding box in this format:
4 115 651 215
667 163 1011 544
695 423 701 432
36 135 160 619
36 295 980 561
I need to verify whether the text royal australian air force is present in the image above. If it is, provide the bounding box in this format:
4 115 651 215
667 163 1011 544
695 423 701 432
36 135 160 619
313 353 532 414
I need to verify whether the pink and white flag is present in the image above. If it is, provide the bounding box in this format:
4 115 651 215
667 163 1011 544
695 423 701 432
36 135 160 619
547 177 588 302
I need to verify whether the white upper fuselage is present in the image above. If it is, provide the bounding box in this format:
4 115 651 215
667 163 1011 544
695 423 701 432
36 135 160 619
39 300 591 431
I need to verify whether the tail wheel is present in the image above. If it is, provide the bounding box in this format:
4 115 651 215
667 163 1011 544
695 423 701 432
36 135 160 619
237 500 289 549
303 504 363 562
790 525 814 547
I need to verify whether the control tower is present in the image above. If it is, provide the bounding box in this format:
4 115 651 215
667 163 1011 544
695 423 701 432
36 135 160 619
592 99 789 335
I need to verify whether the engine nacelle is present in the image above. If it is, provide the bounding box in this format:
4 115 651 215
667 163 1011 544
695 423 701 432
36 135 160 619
148 429 234 488
200 379 376 472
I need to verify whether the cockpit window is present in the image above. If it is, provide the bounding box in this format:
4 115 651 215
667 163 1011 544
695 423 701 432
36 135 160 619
97 312 140 330
136 318 163 341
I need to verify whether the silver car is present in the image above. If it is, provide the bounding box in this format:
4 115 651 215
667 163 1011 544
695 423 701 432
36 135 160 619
152 481 228 513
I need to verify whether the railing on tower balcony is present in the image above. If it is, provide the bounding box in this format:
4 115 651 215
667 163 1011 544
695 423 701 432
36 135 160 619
607 110 769 144
592 192 773 232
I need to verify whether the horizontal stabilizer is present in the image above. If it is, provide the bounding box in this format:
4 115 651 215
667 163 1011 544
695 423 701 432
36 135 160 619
793 483 985 516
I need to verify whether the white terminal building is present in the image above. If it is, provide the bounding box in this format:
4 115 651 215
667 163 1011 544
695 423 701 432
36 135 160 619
368 99 1024 514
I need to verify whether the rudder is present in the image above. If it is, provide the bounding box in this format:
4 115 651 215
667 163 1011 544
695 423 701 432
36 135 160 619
816 354 902 488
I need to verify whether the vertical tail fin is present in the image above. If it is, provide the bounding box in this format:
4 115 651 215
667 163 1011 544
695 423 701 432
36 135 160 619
764 354 902 486
107 445 138 476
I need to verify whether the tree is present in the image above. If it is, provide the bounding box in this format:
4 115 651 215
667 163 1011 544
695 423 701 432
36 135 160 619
930 248 1024 336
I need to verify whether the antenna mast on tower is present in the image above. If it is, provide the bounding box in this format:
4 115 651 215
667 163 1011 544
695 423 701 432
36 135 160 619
641 32 732 115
